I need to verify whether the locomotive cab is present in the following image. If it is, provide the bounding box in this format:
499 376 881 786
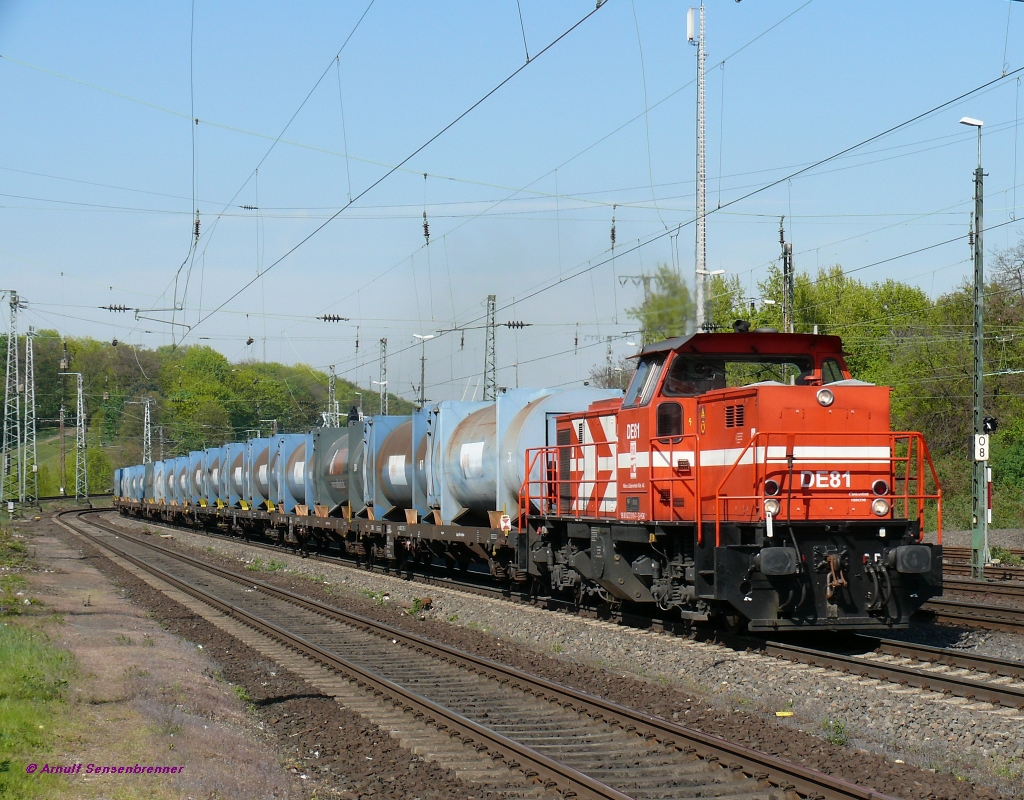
524 330 942 632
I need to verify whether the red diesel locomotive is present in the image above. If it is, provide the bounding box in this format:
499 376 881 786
521 328 942 631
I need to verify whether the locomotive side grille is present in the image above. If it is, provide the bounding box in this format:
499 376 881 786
725 404 745 428
558 428 571 515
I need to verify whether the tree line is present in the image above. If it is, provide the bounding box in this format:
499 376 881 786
0 334 411 495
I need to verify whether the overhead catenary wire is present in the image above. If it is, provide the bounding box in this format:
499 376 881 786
178 2 607 345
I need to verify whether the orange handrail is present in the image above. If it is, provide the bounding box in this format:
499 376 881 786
712 431 942 546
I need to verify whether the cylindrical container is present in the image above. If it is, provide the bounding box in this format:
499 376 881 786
315 429 350 510
177 457 189 503
225 444 245 506
445 405 497 513
286 441 306 504
206 448 223 502
250 440 272 506
377 420 414 509
153 462 166 503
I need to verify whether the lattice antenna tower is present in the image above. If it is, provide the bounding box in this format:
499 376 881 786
483 294 497 401
142 397 152 464
22 327 37 503
688 5 707 330
61 372 88 500
379 338 388 415
1 291 21 506
325 365 340 427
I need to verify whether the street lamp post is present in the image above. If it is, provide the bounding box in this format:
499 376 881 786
961 116 988 579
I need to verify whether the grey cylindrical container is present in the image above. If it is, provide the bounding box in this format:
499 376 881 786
284 439 307 505
444 405 497 513
377 420 413 509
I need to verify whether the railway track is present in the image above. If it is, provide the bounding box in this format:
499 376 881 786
101 510 1024 710
920 597 1024 634
59 509 892 800
755 637 1024 709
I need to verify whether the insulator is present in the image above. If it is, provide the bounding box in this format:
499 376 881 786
505 321 529 329
610 205 616 247
102 304 131 312
318 314 349 322
240 205 258 211
460 329 465 350
422 211 430 243
194 213 201 240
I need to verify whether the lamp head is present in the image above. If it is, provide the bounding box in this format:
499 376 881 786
959 117 983 128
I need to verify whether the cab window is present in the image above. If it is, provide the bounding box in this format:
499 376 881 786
656 402 683 437
821 358 845 384
622 355 665 408
662 354 815 396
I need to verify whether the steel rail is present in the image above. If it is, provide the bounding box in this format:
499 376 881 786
64 509 896 800
869 637 1024 680
921 597 1024 634
758 640 1024 709
56 510 634 800
942 577 1024 600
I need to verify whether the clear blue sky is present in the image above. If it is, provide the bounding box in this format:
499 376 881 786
1 0 1022 400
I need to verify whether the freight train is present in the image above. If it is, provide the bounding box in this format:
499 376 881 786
114 330 944 632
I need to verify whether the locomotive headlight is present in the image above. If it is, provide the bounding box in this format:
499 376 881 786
764 479 781 496
872 498 891 517
764 498 781 516
872 479 890 496
816 388 835 407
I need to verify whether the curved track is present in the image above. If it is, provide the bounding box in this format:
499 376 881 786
60 509 893 800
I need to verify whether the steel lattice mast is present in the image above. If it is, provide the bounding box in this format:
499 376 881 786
142 397 152 464
689 5 707 330
378 338 388 415
483 294 497 401
23 326 37 504
61 372 87 500
325 365 340 427
2 291 21 506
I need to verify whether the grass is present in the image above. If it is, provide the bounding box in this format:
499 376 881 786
243 556 287 573
360 590 389 606
1 528 30 617
990 546 1023 566
0 622 76 799
550 642 565 654
821 718 851 747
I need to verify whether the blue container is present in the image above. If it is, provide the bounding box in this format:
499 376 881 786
275 433 313 514
143 462 155 503
246 438 272 510
223 442 247 508
187 451 206 505
310 427 350 514
205 446 226 505
361 415 410 520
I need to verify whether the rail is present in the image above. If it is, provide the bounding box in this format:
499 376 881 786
713 431 942 547
63 509 900 800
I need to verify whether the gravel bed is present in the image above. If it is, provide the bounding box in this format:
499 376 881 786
57 519 511 800
880 622 1024 663
106 514 1018 799
926 529 1024 549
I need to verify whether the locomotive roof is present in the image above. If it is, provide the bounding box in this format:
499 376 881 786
636 331 845 359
